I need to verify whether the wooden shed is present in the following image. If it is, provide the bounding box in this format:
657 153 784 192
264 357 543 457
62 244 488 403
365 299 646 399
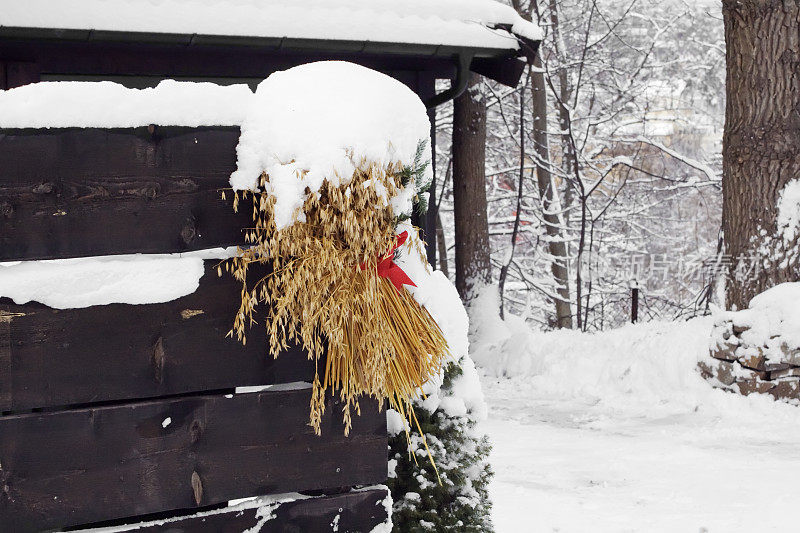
0 1 538 530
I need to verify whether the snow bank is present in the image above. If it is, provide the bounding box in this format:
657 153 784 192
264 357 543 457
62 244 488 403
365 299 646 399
0 249 232 309
469 286 545 377
480 318 718 416
0 80 252 128
230 61 432 229
468 284 800 422
3 0 541 51
470 286 726 416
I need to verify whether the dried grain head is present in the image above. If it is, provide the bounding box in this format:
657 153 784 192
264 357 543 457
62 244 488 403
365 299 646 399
225 156 448 478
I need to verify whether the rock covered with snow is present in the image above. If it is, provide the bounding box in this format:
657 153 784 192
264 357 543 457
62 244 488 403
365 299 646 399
0 80 252 128
230 61 432 229
704 282 800 400
733 282 800 349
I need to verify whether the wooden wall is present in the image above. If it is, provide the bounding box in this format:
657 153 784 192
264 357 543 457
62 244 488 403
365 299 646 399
0 127 245 261
77 488 390 532
0 126 388 532
0 35 441 263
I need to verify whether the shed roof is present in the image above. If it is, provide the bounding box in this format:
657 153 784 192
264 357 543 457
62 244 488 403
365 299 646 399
0 0 541 56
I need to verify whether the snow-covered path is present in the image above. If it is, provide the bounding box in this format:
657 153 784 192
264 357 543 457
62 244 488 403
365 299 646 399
477 318 800 532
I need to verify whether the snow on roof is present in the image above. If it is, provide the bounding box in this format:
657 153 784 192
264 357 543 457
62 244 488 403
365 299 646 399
0 0 542 52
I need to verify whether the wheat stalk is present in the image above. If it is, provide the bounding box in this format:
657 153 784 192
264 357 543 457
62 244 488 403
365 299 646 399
223 159 449 478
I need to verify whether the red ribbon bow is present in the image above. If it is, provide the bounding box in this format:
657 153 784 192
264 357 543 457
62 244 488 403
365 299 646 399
361 231 417 293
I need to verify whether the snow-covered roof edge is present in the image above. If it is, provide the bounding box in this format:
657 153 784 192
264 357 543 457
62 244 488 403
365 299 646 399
0 0 542 54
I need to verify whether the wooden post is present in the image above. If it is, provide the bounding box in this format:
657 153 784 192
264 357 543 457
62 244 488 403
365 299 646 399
425 105 437 267
630 279 640 324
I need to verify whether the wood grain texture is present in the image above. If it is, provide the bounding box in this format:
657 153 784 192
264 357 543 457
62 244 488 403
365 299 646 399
0 310 11 413
74 488 389 532
0 261 315 412
0 389 387 532
0 126 248 261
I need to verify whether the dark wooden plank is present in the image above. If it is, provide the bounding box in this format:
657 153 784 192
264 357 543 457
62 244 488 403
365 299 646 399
5 60 40 88
0 126 249 261
0 261 315 412
0 309 11 412
73 488 389 532
0 389 387 532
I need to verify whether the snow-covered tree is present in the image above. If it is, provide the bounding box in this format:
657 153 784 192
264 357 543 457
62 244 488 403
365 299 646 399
387 361 493 532
435 0 725 330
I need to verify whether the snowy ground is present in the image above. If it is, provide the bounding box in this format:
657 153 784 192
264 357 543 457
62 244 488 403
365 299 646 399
477 318 800 533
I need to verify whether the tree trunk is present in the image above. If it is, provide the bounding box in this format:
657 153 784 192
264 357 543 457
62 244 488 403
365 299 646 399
722 0 800 310
531 60 574 329
452 73 492 302
548 0 579 192
436 211 449 278
513 0 573 328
